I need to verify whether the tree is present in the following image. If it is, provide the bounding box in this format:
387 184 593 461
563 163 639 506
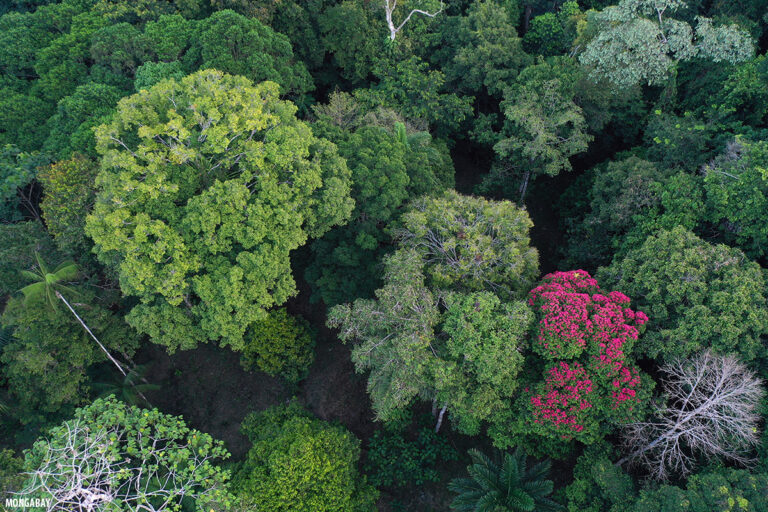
0 145 50 222
20 397 232 511
704 138 768 259
565 445 635 512
562 156 669 268
38 154 100 256
306 101 454 305
597 226 768 361
383 0 444 41
329 191 538 432
494 78 592 201
358 56 473 136
399 190 539 299
0 222 59 299
328 248 441 423
632 468 768 512
240 308 315 383
448 447 563 512
523 1 581 57
85 70 353 352
17 254 131 378
185 10 314 100
579 0 754 87
447 0 532 97
619 351 765 480
43 83 123 159
232 402 377 512
490 270 651 450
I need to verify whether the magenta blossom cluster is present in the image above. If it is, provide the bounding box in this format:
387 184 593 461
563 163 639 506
528 271 649 438
531 362 593 435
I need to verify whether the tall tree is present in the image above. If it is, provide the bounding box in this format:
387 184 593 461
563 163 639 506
494 78 592 201
619 351 764 480
85 69 354 352
20 397 232 511
579 0 754 87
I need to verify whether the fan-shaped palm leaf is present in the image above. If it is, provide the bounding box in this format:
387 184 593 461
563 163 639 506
449 448 563 512
18 253 79 310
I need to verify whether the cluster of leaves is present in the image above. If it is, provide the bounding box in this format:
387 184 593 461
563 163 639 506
365 414 458 489
597 226 768 361
233 401 378 511
240 308 315 383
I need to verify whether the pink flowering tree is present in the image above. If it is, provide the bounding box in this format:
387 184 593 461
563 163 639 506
522 270 651 445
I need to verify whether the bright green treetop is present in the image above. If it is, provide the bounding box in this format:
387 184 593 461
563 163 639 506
597 226 768 361
86 69 353 352
233 402 378 512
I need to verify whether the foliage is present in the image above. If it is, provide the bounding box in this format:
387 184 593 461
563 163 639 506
240 308 315 383
597 226 768 361
562 156 668 268
85 69 353 352
233 402 378 512
185 9 314 100
0 145 50 222
330 192 538 434
399 190 539 299
21 396 232 511
494 77 592 199
0 222 59 298
359 56 473 136
328 248 441 422
565 445 635 512
580 0 754 87
491 270 650 449
38 154 99 256
307 107 453 305
0 448 25 496
704 138 768 259
1 276 135 425
448 447 563 512
365 415 458 488
633 468 768 511
43 83 123 159
523 1 580 57
447 0 531 96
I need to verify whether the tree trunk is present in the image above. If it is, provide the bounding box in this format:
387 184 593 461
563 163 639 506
523 4 533 33
434 404 448 433
56 291 128 377
519 168 532 204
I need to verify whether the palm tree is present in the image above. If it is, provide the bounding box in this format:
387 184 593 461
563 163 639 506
91 364 160 407
18 253 79 311
18 252 129 377
448 448 563 512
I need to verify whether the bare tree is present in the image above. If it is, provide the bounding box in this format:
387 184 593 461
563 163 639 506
617 351 764 480
20 420 228 512
384 0 444 41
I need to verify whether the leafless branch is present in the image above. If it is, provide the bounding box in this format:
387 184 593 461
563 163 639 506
618 351 764 480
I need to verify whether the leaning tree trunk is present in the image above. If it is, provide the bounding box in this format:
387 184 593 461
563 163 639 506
57 291 152 404
434 404 448 433
519 168 532 204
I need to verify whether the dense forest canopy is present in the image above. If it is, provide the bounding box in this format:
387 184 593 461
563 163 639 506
0 0 767 510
